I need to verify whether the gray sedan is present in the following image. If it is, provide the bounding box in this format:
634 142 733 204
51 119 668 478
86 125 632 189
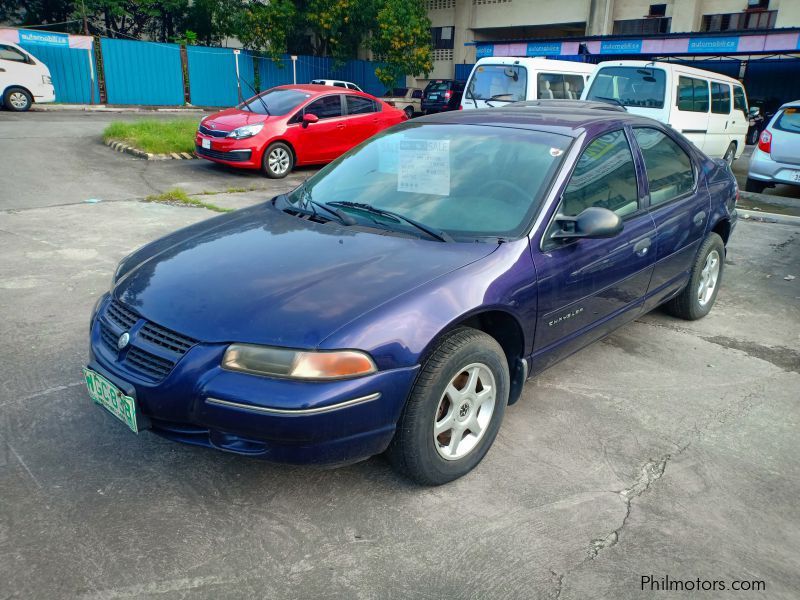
746 100 800 193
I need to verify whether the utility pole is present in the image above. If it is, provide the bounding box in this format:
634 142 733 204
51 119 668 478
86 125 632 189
81 0 89 35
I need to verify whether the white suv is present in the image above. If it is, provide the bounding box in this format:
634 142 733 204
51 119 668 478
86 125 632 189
310 79 363 92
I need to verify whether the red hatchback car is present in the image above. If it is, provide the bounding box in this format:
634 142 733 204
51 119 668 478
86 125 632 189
196 84 407 178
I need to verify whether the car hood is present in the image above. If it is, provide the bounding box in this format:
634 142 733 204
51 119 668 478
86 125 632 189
114 204 497 348
203 109 272 130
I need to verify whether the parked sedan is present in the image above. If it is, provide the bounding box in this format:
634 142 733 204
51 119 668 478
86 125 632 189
86 106 737 485
196 84 407 178
380 87 423 118
746 100 800 193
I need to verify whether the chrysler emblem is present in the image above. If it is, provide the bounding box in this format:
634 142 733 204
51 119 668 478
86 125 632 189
117 332 130 350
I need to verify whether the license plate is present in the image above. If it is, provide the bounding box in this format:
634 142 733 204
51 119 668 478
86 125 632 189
201 138 211 149
429 94 439 100
83 368 138 433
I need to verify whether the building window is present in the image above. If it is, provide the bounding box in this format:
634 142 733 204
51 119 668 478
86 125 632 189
613 17 671 35
425 0 455 9
473 0 512 5
649 4 667 17
701 10 777 32
433 49 454 62
431 26 454 50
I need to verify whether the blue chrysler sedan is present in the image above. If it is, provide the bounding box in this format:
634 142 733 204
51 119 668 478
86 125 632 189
85 104 737 484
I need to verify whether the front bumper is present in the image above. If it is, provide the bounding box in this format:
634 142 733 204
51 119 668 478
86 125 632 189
86 297 418 465
34 85 55 103
195 133 261 169
747 147 800 186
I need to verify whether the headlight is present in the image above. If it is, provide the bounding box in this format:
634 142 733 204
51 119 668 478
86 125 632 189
227 124 263 139
221 344 377 380
42 74 52 85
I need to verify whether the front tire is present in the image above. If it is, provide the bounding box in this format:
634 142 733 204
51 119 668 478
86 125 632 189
664 233 725 320
262 142 293 179
745 177 767 193
4 87 32 112
387 327 509 485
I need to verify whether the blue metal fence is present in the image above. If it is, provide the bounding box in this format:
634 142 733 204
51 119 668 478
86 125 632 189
100 38 184 105
257 55 402 97
19 42 99 103
455 64 474 81
187 46 255 106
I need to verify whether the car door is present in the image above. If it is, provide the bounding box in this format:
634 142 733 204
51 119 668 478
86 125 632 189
708 81 733 158
730 84 749 151
675 75 710 153
630 126 710 311
343 94 380 147
530 128 657 373
0 44 33 95
294 94 347 162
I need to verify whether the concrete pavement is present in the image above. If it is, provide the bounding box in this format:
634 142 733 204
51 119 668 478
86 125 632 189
0 111 798 599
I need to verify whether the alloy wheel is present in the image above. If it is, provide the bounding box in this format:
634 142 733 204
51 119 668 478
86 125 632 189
9 92 28 109
697 250 720 307
433 363 496 460
269 147 290 174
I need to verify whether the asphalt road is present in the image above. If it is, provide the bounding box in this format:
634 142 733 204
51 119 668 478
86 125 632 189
1 111 799 599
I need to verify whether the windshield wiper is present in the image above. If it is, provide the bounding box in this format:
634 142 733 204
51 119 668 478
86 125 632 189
276 191 355 226
328 201 453 242
484 93 513 108
239 77 270 116
593 96 626 108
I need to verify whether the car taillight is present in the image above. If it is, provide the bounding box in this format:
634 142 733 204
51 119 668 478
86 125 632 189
758 130 772 154
444 90 452 99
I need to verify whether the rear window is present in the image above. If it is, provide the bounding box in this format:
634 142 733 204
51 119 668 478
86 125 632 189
465 65 528 103
239 88 311 115
586 66 666 109
387 88 408 97
774 108 800 133
425 81 452 93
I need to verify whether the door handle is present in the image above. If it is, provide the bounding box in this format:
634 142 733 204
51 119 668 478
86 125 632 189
634 238 651 257
693 211 706 227
336 123 345 129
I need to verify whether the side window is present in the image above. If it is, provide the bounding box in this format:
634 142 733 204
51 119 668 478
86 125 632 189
305 95 343 119
346 83 358 90
538 73 564 99
711 82 731 114
633 128 695 206
559 130 639 218
333 82 347 88
733 86 748 117
0 45 28 62
412 89 423 99
564 74 585 99
346 95 376 115
677 76 709 112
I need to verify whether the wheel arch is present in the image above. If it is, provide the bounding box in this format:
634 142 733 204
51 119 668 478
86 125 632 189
262 138 297 165
3 85 34 102
711 217 731 246
422 308 528 406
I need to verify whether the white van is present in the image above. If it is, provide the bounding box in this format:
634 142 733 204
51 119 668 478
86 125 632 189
461 57 595 110
582 60 748 163
0 41 55 111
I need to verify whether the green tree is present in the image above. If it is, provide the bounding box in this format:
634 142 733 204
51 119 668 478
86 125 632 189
304 0 375 62
235 0 296 59
370 0 432 88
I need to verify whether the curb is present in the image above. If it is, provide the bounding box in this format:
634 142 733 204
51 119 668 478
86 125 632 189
738 209 800 226
104 139 195 161
33 104 209 113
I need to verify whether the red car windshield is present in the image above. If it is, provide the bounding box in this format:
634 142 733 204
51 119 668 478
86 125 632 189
239 89 311 115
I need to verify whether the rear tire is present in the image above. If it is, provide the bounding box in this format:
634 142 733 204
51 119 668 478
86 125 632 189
404 106 414 119
261 142 293 179
387 327 509 485
664 233 725 321
747 128 759 146
745 177 767 193
3 87 32 112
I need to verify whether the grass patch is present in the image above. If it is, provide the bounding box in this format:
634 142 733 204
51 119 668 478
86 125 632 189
104 119 198 154
145 188 233 213
198 186 257 195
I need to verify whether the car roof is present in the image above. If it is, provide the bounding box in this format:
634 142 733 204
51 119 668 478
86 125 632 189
274 83 366 95
595 60 743 85
415 104 661 138
511 99 626 112
779 100 800 110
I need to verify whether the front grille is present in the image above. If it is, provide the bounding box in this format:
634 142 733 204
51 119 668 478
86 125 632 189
198 124 230 138
196 145 252 162
98 300 197 383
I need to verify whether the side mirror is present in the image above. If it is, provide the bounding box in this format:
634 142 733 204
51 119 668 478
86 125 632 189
302 113 319 128
551 206 623 240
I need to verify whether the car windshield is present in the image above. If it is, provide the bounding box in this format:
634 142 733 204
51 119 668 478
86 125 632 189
586 66 667 109
774 107 800 133
466 65 527 102
239 88 311 115
285 123 571 240
387 88 408 97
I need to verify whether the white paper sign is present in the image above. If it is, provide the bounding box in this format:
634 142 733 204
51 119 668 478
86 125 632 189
397 139 450 196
